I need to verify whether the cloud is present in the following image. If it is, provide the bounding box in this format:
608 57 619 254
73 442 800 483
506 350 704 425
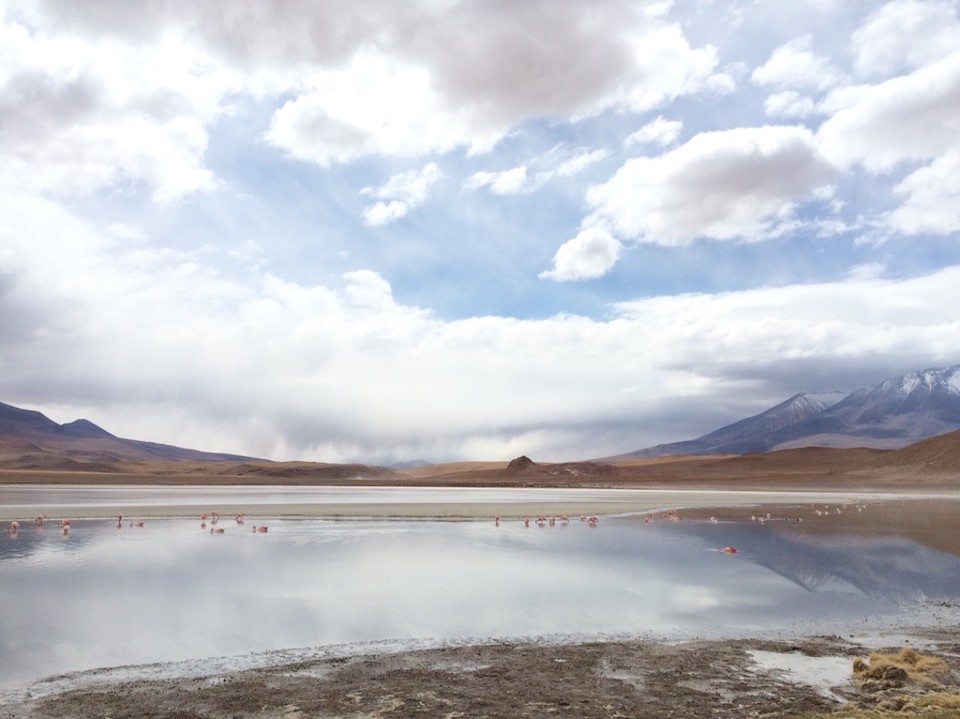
554 149 610 177
259 1 721 164
464 148 609 196
625 116 683 147
763 91 818 119
4 191 960 461
539 227 623 281
463 166 530 195
361 163 443 225
817 50 960 173
851 0 960 78
0 16 232 202
4 0 723 197
751 35 841 90
887 151 960 234
585 125 835 248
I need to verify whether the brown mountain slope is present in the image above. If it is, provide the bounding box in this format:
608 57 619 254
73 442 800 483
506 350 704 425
861 428 960 474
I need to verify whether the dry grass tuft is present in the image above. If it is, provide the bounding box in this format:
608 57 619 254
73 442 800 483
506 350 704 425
852 648 951 688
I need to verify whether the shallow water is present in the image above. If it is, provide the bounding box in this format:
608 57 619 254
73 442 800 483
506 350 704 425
2 502 960 692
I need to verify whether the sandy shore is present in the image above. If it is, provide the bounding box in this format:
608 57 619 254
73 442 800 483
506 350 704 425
4 486 957 522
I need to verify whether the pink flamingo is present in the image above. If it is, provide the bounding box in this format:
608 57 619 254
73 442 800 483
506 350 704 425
719 546 738 554
211 527 225 534
35 515 46 525
256 526 268 533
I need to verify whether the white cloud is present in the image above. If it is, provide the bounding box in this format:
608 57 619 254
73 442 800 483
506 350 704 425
361 163 443 225
851 0 960 78
555 149 610 177
751 35 841 90
465 149 609 196
887 151 960 234
259 2 720 164
586 126 835 247
539 227 623 281
763 91 818 119
817 50 960 173
0 17 233 202
265 50 485 165
4 192 960 461
463 166 530 195
625 116 683 147
363 201 410 226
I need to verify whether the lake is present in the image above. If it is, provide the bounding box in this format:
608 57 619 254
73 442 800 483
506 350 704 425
2 491 959 693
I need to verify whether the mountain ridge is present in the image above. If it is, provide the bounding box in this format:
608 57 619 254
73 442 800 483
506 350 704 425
615 364 960 459
0 400 253 464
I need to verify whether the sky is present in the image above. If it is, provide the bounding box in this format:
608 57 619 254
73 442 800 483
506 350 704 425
2 0 960 464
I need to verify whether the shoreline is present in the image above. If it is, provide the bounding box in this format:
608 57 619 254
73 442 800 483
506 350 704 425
4 485 960 522
5 618 959 718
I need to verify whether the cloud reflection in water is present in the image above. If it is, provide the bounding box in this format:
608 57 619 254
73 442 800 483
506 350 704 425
2 513 959 690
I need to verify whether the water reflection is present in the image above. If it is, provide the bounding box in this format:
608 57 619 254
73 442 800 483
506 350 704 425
679 519 960 601
2 511 959 690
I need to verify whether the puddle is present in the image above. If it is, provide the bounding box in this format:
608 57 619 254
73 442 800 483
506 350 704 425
748 650 853 701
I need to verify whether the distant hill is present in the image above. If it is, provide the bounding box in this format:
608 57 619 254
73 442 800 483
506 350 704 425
0 400 254 468
616 364 960 458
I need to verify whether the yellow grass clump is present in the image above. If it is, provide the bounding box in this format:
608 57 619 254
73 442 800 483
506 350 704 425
852 647 951 688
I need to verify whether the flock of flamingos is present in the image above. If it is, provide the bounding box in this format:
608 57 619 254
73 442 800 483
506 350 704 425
5 503 866 556
4 511 271 536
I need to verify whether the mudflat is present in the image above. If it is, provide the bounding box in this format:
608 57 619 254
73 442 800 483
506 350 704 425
4 626 960 719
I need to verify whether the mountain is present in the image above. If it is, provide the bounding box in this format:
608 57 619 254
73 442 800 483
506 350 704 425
619 364 960 458
0 400 253 467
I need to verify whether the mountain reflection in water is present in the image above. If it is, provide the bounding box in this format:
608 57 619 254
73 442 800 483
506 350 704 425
2 501 959 691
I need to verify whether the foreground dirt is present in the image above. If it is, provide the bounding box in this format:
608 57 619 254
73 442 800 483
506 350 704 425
5 627 959 719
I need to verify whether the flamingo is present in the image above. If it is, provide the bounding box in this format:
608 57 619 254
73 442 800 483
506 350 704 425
35 515 46 525
256 526 268 533
211 527 225 534
719 546 738 554
523 517 530 527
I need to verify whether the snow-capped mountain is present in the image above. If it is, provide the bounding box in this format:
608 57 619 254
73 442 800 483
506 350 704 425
621 364 960 457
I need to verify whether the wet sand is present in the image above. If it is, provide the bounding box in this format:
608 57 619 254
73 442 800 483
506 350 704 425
3 486 958 523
